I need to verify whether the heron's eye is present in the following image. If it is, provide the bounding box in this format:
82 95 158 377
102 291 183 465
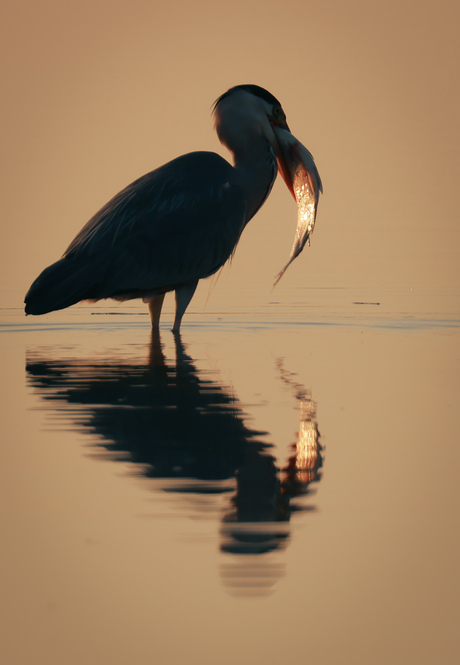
273 106 285 122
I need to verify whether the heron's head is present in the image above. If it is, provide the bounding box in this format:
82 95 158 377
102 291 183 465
213 85 321 200
213 84 290 157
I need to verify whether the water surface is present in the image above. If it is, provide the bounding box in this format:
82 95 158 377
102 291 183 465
2 287 459 664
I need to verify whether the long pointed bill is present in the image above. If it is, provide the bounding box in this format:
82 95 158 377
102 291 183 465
273 127 323 286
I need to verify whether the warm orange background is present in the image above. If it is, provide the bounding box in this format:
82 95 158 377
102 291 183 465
1 0 459 308
2 5 460 661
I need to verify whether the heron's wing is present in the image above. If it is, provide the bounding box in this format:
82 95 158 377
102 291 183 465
64 152 246 295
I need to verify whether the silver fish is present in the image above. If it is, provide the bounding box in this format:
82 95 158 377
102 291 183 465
273 128 322 286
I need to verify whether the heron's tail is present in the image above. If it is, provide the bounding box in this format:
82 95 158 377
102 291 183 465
24 255 99 315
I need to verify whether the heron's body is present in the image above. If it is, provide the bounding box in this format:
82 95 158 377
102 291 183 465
25 85 321 331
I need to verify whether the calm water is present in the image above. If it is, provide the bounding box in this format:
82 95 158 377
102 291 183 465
2 287 459 664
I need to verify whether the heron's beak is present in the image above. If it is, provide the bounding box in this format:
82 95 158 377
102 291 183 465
272 127 323 285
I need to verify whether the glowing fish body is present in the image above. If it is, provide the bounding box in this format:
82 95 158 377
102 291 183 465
273 128 322 285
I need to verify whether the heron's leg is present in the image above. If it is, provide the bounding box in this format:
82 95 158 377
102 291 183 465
147 294 165 329
173 281 198 333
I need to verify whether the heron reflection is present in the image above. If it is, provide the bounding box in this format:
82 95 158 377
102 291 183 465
26 333 323 594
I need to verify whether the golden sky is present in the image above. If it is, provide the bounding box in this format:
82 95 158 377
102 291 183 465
2 0 459 307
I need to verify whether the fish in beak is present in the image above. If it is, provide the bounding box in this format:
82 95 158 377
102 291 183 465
273 127 323 285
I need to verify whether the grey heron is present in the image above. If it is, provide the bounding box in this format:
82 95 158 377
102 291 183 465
24 84 322 332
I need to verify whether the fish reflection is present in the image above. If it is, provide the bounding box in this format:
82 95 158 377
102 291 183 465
220 360 322 594
26 334 323 595
221 390 321 551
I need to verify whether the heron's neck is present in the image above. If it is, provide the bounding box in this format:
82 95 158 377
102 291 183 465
231 137 278 223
